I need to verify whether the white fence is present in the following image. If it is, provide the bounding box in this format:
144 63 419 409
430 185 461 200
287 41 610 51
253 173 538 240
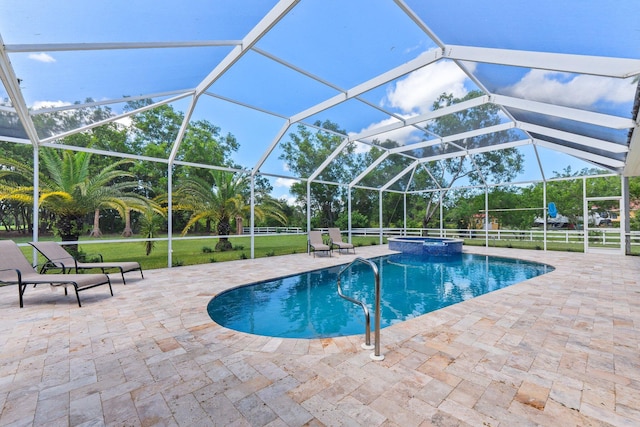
242 227 305 234
239 226 640 248
344 227 640 249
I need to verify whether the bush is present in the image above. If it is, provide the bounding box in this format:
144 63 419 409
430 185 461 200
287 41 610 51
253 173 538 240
335 210 369 229
202 246 213 253
239 252 247 260
234 244 245 251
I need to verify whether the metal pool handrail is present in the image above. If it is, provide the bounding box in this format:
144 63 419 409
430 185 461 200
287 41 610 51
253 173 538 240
336 257 384 361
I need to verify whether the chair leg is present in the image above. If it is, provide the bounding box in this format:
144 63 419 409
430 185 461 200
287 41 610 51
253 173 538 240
18 282 26 308
73 284 81 307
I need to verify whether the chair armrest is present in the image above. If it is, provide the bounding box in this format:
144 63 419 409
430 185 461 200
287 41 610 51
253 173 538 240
42 259 66 268
0 268 22 283
37 261 66 274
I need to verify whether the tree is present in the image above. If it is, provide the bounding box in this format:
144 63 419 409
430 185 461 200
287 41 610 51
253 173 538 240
175 170 287 251
352 139 408 228
0 149 151 254
411 90 524 227
279 121 357 228
139 203 166 256
443 189 484 230
124 101 239 196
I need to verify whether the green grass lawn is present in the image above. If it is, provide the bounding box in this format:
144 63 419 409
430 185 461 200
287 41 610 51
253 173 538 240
13 234 387 270
9 232 638 271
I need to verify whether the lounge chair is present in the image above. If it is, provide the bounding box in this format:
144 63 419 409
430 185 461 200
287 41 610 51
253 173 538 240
0 240 113 307
308 230 331 257
328 228 355 254
29 241 144 284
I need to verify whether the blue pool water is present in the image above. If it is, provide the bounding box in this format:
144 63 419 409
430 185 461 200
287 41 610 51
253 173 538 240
207 253 553 339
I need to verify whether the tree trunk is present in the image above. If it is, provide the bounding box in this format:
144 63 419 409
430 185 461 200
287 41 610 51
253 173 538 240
56 214 84 256
21 207 32 234
215 218 233 251
89 209 102 237
122 209 133 237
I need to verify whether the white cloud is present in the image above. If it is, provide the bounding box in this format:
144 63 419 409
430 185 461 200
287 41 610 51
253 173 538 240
503 70 635 107
352 116 424 148
274 177 297 189
349 54 474 147
30 100 71 110
28 53 56 63
383 56 472 115
114 116 133 127
279 195 300 206
349 139 374 154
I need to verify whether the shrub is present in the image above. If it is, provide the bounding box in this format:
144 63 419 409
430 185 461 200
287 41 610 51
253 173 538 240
234 244 245 251
239 252 247 260
202 246 213 253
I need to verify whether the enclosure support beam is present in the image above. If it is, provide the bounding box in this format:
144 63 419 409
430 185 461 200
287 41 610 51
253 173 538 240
622 176 630 255
379 191 384 245
167 165 173 268
403 193 407 237
543 181 547 251
32 146 39 265
250 176 255 259
439 191 444 238
348 187 352 243
583 177 588 253
484 188 489 247
306 181 311 250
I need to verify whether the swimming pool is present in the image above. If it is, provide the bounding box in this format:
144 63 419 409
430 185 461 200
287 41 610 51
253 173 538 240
207 253 553 339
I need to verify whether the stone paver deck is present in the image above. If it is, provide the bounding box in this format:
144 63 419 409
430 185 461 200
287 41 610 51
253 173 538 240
0 244 639 426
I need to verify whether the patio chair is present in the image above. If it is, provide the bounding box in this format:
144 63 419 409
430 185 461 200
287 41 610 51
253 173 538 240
328 228 355 254
0 240 113 308
28 241 143 284
308 230 331 257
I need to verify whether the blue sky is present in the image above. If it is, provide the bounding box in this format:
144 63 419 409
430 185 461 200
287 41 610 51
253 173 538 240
1 0 638 202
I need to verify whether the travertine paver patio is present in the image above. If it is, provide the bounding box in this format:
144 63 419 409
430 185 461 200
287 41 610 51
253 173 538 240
0 244 639 426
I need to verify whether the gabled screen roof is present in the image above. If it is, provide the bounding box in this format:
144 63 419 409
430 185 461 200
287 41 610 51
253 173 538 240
1 0 639 195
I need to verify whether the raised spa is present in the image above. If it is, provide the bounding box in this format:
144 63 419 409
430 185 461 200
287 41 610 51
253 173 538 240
388 236 463 256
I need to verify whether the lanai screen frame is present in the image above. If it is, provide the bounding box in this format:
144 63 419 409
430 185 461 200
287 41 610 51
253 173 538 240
1 0 639 265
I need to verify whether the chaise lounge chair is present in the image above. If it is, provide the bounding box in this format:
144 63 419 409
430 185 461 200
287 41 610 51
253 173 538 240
308 230 331 257
29 241 143 284
0 240 113 307
328 228 355 254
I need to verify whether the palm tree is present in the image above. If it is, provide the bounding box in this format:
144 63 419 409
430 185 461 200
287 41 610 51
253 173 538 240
175 170 287 251
0 149 152 254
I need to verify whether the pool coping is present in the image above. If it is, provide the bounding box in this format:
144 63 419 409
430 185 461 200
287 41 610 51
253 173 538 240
1 244 639 426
